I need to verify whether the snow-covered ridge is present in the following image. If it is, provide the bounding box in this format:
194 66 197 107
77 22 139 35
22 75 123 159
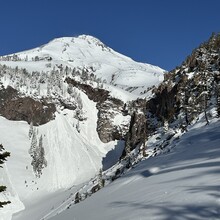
0 34 165 97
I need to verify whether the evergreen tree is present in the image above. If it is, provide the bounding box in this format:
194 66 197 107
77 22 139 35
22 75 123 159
74 192 81 204
0 144 11 208
76 93 83 110
28 122 34 139
141 113 147 157
29 128 37 157
125 132 131 157
76 119 80 133
31 135 47 177
215 82 220 117
200 72 210 125
98 169 104 188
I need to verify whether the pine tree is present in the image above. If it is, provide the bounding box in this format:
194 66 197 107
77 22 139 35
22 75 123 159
203 90 209 125
0 144 11 208
29 128 37 157
76 93 83 110
31 135 47 177
28 122 34 139
200 72 210 125
142 114 147 157
98 169 104 188
37 135 47 175
215 82 220 117
125 132 131 157
76 119 80 133
74 192 81 204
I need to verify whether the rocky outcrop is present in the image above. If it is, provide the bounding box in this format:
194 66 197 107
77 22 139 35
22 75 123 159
65 78 109 103
147 33 220 128
65 78 129 143
0 86 56 125
147 83 179 123
97 98 126 143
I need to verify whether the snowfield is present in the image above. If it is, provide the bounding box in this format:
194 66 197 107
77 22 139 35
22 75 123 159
50 119 220 220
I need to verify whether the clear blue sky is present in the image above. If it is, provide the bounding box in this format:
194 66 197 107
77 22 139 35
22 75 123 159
0 0 220 70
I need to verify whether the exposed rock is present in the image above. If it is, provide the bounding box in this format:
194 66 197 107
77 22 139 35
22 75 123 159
65 78 109 103
97 98 126 143
65 77 129 143
147 32 220 128
147 84 179 123
0 86 56 125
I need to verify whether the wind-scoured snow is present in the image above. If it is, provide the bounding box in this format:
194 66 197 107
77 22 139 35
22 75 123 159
51 119 220 220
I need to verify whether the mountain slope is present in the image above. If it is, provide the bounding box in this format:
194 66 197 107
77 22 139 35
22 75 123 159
51 118 220 220
0 35 164 98
47 33 220 220
1 33 219 220
0 35 165 220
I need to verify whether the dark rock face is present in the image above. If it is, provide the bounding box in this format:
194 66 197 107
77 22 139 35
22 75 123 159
97 98 125 143
128 111 146 149
0 86 56 125
66 77 150 147
65 78 109 103
147 84 179 123
120 99 147 158
147 33 220 127
65 77 128 143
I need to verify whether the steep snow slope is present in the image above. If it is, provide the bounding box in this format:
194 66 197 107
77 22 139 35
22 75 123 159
51 119 220 220
0 89 118 219
0 166 24 220
0 35 164 96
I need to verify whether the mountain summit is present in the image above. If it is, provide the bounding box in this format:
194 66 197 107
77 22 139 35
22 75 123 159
0 35 164 97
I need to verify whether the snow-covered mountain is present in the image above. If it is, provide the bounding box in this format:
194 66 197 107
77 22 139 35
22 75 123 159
1 32 220 220
46 33 220 220
0 35 165 220
0 35 164 98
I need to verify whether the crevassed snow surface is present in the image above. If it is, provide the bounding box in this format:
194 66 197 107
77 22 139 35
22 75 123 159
51 120 220 220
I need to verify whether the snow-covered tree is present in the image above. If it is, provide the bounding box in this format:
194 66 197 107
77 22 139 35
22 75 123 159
125 132 131 157
76 93 83 110
28 122 34 139
0 144 10 207
98 169 104 188
74 192 81 204
163 119 169 133
31 135 47 177
76 119 80 133
29 128 37 157
215 82 220 118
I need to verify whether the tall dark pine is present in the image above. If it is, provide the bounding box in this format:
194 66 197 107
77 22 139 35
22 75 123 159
200 71 210 125
0 144 10 208
215 82 220 118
